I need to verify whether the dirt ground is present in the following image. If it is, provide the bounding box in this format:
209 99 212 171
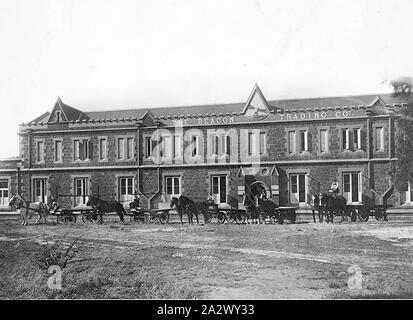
0 216 412 299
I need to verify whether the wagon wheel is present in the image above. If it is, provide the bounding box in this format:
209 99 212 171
66 214 77 224
234 211 246 225
203 213 212 224
358 207 369 222
217 211 226 224
349 208 357 222
82 212 92 223
374 207 384 221
130 214 143 224
271 210 279 224
91 211 102 224
57 215 66 224
159 211 169 224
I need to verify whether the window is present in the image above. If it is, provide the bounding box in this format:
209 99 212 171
343 172 361 203
290 174 306 204
259 132 266 155
127 138 134 159
342 129 350 150
288 131 296 154
211 175 227 204
173 135 182 158
248 132 255 156
161 136 171 158
210 134 230 156
0 180 9 207
192 135 199 156
119 177 134 204
400 181 413 204
74 139 90 161
74 178 88 206
117 138 124 160
145 137 152 158
99 138 107 161
375 127 384 151
353 128 361 150
210 135 219 156
299 130 308 153
165 176 181 201
54 140 62 162
56 111 61 122
36 141 44 163
320 129 328 153
33 178 47 203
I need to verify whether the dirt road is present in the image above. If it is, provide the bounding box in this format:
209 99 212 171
0 217 412 299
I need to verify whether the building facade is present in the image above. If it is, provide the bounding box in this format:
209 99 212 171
11 85 413 211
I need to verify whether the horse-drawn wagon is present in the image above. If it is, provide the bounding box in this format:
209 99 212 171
312 192 388 223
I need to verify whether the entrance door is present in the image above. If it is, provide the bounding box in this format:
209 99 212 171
165 176 181 202
290 174 306 204
0 180 8 207
74 178 88 206
119 177 134 205
211 175 227 204
33 179 47 203
343 172 360 203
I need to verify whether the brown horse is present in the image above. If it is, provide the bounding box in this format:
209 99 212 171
170 196 200 224
9 194 49 226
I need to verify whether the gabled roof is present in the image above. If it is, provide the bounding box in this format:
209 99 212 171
85 108 150 121
47 97 89 123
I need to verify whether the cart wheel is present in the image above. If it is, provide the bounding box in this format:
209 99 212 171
374 207 384 221
358 207 369 222
159 212 169 224
271 211 279 224
130 215 141 224
349 208 357 222
57 215 66 224
66 215 77 224
92 212 103 224
235 213 245 225
82 213 90 223
204 213 212 224
217 211 226 224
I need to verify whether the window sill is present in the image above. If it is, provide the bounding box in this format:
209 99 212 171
73 159 91 164
98 159 109 163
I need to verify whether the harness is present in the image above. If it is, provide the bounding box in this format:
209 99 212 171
16 199 46 214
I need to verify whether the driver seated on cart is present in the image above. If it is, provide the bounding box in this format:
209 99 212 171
328 180 339 198
49 198 60 214
129 193 140 213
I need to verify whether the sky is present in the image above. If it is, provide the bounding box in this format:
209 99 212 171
1 0 412 158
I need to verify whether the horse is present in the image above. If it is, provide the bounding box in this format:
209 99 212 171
256 197 279 223
311 193 323 223
243 193 260 224
8 194 49 226
86 196 126 223
170 196 200 224
315 193 347 223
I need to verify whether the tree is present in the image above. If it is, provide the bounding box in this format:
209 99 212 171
384 77 412 94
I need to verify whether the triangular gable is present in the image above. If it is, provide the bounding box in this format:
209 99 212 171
369 96 390 115
243 84 270 120
47 97 69 123
47 97 89 123
140 110 156 126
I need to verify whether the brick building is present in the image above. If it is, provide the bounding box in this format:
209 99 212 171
6 84 413 212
